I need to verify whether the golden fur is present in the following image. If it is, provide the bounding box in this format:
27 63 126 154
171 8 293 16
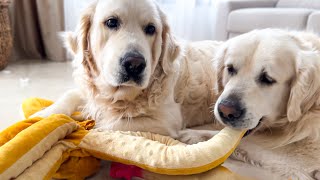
31 1 320 178
215 29 320 179
33 0 222 144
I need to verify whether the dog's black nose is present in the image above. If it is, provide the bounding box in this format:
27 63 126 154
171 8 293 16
121 52 146 77
218 98 244 122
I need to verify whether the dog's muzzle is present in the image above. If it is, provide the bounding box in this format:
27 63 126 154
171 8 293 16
217 95 245 125
119 51 146 85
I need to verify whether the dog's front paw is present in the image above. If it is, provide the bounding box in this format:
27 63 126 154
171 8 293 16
179 133 209 144
312 170 320 180
231 148 262 167
178 129 219 144
29 105 65 119
29 108 53 119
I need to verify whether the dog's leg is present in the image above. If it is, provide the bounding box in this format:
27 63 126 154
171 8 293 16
178 128 219 144
30 89 84 118
231 145 316 179
312 170 320 180
230 148 262 167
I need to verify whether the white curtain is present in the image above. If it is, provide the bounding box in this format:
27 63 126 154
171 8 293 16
64 0 217 41
157 0 217 41
64 0 96 31
10 0 66 61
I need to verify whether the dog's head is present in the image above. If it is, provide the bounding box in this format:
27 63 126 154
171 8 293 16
214 29 320 131
63 0 179 101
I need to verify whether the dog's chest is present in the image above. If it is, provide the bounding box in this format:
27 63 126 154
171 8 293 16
93 97 183 137
175 59 217 127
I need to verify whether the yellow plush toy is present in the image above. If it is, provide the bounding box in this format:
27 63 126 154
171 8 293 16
0 98 247 180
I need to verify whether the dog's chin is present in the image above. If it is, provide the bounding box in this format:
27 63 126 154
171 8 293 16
218 118 264 137
119 79 148 89
119 81 143 88
113 85 142 101
215 112 264 137
116 81 150 99
243 117 264 137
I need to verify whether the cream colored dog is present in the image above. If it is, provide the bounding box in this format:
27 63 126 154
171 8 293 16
27 0 320 179
214 29 320 180
31 0 222 144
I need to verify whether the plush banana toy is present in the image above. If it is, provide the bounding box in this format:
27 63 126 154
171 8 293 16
0 98 246 180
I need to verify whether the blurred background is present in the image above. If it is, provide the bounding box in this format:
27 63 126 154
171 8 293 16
1 0 319 179
1 0 320 133
11 0 219 62
0 0 220 128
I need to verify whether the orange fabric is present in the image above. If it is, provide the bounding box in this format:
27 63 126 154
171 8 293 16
21 98 53 119
0 117 41 147
53 149 100 180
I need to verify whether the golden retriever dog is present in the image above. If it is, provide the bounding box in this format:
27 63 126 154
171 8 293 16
214 29 320 180
31 0 222 144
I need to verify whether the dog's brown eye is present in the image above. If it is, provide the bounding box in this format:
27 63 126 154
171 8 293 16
105 18 119 29
144 24 156 35
259 72 276 86
226 65 237 76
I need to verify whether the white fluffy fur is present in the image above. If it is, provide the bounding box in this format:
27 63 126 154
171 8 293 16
32 0 222 144
214 29 320 179
31 1 320 178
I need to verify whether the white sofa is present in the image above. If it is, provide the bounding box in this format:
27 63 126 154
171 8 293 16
213 0 320 40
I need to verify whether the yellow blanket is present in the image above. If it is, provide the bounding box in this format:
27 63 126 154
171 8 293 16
0 98 247 180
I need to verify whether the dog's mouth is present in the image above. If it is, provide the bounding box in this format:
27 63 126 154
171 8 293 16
244 117 264 137
119 74 144 87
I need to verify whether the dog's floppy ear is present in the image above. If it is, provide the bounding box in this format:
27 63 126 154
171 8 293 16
61 3 96 56
287 50 320 122
214 44 228 95
157 7 180 74
65 2 98 77
60 31 78 56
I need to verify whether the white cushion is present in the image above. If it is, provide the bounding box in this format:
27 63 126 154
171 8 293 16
228 32 242 39
307 12 320 33
276 0 320 9
228 8 312 33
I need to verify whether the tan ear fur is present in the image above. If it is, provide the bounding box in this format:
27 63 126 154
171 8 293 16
60 31 78 56
214 44 228 95
157 7 180 74
75 3 99 77
287 50 320 122
61 2 97 58
67 2 99 96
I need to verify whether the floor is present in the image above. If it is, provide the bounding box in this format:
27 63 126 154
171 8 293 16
0 60 280 179
0 60 75 130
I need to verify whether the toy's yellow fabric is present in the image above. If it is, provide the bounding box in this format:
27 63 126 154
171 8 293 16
1 98 100 180
0 98 247 180
21 97 54 119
